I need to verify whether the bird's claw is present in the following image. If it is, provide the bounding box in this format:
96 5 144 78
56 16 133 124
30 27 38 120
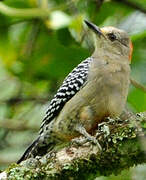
71 135 102 151
71 137 87 146
86 136 102 151
74 124 102 150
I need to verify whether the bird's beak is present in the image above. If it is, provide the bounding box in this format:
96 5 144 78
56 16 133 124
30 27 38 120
84 20 103 37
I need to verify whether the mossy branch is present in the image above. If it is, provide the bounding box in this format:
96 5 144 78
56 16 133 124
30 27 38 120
0 112 146 180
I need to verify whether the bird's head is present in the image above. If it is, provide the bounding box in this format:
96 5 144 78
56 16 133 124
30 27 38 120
84 20 133 63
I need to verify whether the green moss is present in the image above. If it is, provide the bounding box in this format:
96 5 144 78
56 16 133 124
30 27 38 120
4 113 146 180
7 165 46 180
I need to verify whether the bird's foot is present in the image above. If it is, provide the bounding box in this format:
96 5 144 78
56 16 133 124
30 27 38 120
71 136 88 146
73 124 102 151
84 135 102 151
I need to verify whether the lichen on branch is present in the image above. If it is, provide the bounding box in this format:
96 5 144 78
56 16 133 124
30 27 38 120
1 112 146 180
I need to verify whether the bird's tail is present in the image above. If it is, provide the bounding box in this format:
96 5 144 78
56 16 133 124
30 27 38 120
17 136 55 164
17 136 40 164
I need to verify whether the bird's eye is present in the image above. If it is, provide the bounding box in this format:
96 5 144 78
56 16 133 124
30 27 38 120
107 33 117 41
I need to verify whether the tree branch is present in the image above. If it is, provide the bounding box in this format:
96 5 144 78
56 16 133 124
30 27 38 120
113 0 146 14
131 78 146 93
1 112 146 179
0 2 65 18
0 119 38 131
0 96 50 105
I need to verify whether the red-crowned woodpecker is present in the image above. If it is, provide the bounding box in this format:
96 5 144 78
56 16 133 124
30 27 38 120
17 20 133 163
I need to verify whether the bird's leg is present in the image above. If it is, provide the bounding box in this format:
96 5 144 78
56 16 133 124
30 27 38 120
72 124 102 151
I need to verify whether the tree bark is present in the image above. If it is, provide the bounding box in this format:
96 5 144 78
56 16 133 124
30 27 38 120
0 112 146 180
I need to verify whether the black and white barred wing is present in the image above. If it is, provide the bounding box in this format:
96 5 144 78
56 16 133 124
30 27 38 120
40 57 93 133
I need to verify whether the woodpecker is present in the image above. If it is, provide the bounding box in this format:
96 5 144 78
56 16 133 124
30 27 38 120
17 20 133 163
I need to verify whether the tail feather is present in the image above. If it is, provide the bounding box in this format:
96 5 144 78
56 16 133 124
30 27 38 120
17 137 40 164
17 135 57 164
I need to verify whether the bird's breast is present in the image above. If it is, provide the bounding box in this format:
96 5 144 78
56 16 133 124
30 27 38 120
87 62 130 115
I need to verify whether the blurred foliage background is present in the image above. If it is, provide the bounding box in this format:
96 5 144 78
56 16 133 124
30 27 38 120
0 0 146 179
